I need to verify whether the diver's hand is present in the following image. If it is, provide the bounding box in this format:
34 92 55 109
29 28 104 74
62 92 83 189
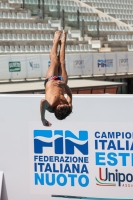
53 80 66 87
42 119 52 126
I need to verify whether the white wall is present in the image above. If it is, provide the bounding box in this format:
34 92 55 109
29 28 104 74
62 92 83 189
0 95 133 200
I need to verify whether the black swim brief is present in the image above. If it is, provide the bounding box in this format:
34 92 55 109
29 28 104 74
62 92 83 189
44 76 64 86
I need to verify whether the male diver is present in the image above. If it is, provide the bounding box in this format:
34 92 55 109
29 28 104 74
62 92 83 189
40 30 72 126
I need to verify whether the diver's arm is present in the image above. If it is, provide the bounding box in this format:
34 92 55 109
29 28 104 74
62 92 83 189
40 99 52 126
40 99 45 121
64 85 72 106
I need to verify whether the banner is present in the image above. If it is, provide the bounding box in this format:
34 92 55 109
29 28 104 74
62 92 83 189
93 53 116 75
116 53 128 73
30 122 89 195
81 53 92 76
127 52 133 73
30 122 133 198
25 54 42 79
0 55 12 80
40 54 49 78
66 53 92 76
0 52 133 81
0 95 133 200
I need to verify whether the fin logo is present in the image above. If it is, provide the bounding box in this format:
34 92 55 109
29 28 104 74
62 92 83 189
34 130 88 155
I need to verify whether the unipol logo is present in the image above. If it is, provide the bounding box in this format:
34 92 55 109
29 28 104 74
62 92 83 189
33 130 89 187
34 130 88 155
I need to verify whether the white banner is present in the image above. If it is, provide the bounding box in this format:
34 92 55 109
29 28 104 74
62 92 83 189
0 95 133 200
0 55 12 80
29 122 133 197
25 54 42 79
0 52 133 81
66 53 92 76
82 53 92 75
116 53 128 73
40 54 50 78
127 52 133 73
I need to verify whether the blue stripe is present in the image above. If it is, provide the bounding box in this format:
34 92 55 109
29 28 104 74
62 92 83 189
52 196 132 200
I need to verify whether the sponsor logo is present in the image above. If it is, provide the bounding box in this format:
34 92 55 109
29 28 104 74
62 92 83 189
48 61 51 68
94 130 133 189
94 131 133 167
33 129 89 187
96 168 133 187
34 130 88 155
98 59 113 67
9 61 21 72
119 59 128 67
29 61 40 70
73 60 85 69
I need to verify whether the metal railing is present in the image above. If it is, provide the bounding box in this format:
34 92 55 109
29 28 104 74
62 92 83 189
22 0 100 39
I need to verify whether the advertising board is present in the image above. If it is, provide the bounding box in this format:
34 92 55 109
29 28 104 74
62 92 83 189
26 54 42 78
116 53 128 73
66 53 92 76
9 62 21 72
9 55 27 79
0 52 133 81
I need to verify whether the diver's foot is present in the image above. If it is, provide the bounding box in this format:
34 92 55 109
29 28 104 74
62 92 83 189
53 31 61 44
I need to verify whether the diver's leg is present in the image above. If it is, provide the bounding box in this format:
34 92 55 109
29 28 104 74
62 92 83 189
58 40 61 74
58 30 68 84
46 31 61 78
